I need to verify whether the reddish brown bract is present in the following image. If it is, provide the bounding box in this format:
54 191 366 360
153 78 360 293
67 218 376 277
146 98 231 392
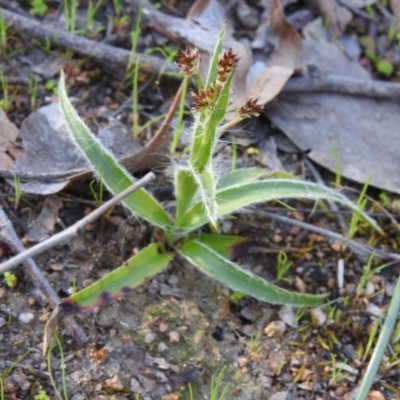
176 47 199 76
217 49 240 85
191 84 219 112
238 97 264 118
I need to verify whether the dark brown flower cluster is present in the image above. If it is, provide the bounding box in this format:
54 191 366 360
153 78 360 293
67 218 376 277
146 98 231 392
191 84 219 112
175 47 199 76
217 49 240 85
238 97 264 118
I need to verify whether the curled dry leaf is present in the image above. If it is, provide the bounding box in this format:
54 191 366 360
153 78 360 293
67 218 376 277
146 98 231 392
249 0 303 106
0 108 24 169
311 0 352 36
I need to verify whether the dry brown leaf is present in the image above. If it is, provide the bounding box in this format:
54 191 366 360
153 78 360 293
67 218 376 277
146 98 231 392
311 0 352 36
265 40 400 195
249 0 303 105
0 108 24 169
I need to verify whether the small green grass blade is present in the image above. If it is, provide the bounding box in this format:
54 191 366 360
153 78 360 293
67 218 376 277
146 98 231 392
58 71 170 229
59 242 173 314
178 179 380 233
178 239 328 307
217 168 296 190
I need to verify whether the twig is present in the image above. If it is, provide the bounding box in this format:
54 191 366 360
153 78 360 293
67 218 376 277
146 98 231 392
0 172 155 273
303 157 348 235
251 210 400 262
0 208 87 346
282 73 400 101
0 8 178 76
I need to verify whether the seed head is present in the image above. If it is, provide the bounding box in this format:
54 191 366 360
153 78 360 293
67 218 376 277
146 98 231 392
217 49 240 85
191 84 219 112
238 97 264 118
176 47 199 76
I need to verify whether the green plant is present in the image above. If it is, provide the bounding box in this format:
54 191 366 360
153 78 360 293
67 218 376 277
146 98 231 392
356 253 387 298
364 49 395 77
63 0 77 33
0 9 7 57
89 179 103 207
328 354 349 385
79 0 104 36
45 79 58 94
13 175 21 209
0 70 17 112
3 271 17 288
188 367 230 400
347 176 371 239
29 75 39 110
276 251 293 283
47 333 68 400
30 0 48 16
45 25 379 349
34 390 51 400
0 350 30 400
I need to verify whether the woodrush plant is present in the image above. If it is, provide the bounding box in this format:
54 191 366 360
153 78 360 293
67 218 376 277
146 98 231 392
46 24 380 349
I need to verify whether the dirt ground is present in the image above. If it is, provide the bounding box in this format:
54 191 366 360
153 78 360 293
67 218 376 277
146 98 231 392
1 1 400 399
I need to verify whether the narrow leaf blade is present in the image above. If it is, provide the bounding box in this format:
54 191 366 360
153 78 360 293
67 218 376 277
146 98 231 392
191 233 258 260
59 242 173 316
178 239 328 307
58 71 170 228
179 179 380 232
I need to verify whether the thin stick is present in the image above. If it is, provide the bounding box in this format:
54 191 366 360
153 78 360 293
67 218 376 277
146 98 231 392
0 172 155 273
0 8 178 75
282 73 400 101
252 210 400 262
304 158 348 235
0 208 87 346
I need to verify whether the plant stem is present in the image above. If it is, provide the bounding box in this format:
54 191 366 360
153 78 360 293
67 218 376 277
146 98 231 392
354 272 400 399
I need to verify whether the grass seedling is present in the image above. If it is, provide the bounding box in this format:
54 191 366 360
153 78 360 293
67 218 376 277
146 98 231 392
188 367 230 400
128 2 143 138
63 0 77 34
79 0 104 37
0 350 30 400
41 24 381 355
0 70 15 112
248 331 263 355
29 75 39 110
34 390 51 400
356 253 387 298
170 74 189 153
30 0 48 16
347 176 371 239
328 354 349 385
47 333 68 400
362 318 380 362
3 271 17 288
89 179 103 207
0 9 8 58
210 366 230 400
276 251 293 283
13 175 21 209
230 137 237 171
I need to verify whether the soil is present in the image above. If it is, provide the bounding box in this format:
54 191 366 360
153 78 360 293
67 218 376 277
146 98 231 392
1 1 400 400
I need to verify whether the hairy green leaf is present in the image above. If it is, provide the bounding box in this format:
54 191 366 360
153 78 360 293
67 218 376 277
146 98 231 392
59 242 173 315
178 179 380 232
58 71 170 229
178 239 328 307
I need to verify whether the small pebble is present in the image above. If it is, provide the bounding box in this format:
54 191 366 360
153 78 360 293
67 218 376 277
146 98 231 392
0 317 6 328
144 332 157 344
169 331 180 344
158 342 168 352
18 312 34 324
